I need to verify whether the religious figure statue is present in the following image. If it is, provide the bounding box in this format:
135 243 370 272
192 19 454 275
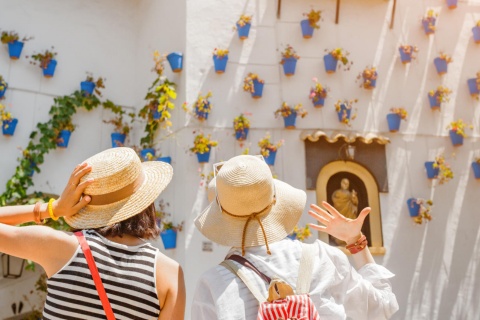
331 178 358 220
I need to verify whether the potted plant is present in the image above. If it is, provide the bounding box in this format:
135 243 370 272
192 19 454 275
103 100 133 148
236 14 252 40
357 66 378 89
324 48 352 73
386 107 407 132
422 10 437 35
433 53 452 75
233 113 251 141
0 31 33 60
473 20 480 43
287 224 312 241
29 47 58 78
447 119 472 146
81 73 105 97
300 9 321 39
0 104 18 136
467 72 480 97
398 45 419 64
0 75 7 99
472 157 480 179
335 99 358 126
156 200 184 250
190 133 218 163
192 91 213 121
258 132 284 166
55 120 75 148
280 45 300 76
274 102 307 129
139 147 157 161
406 198 433 224
243 73 265 98
428 86 451 110
425 154 453 184
310 78 328 107
446 0 458 9
167 52 183 73
213 48 229 73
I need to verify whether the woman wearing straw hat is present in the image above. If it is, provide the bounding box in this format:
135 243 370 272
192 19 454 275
0 147 185 320
192 155 398 319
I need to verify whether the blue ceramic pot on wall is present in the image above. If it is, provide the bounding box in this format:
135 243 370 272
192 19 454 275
8 41 24 59
196 151 211 163
161 229 177 249
56 129 72 148
80 81 96 96
2 119 18 136
167 52 183 73
43 59 57 78
300 20 314 38
111 132 126 148
386 114 401 132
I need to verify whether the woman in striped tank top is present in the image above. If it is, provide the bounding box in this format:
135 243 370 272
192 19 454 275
0 147 185 319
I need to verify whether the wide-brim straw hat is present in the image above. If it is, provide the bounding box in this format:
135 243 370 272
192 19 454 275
65 147 173 229
195 155 306 248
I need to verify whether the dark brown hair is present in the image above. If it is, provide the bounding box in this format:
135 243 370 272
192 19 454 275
93 203 160 240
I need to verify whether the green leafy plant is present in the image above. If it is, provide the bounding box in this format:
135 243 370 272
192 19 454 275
187 91 213 121
447 119 473 138
29 47 57 69
84 72 106 97
190 133 218 154
274 102 307 118
103 100 134 136
233 113 251 131
303 9 322 29
0 30 33 44
156 199 184 232
326 48 353 71
243 73 264 94
258 132 284 158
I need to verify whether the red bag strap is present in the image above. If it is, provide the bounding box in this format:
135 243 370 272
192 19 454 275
74 231 116 320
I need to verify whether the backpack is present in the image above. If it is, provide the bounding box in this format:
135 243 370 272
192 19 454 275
221 243 320 320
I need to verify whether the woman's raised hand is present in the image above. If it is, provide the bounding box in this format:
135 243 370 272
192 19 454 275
308 201 370 245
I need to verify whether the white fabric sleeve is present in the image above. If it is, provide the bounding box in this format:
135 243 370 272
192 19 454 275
191 276 218 320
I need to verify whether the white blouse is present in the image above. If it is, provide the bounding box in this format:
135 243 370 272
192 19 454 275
191 238 398 320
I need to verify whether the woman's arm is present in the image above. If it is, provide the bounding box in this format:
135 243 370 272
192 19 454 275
156 253 186 320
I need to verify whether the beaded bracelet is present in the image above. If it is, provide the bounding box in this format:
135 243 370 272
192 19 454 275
48 198 59 221
345 234 368 254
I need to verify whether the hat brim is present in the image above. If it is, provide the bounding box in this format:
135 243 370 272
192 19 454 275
65 161 173 229
195 179 306 247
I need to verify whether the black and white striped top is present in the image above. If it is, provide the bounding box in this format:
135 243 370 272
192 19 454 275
43 230 160 320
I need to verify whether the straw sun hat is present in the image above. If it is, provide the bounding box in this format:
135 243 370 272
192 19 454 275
195 155 306 254
65 147 173 229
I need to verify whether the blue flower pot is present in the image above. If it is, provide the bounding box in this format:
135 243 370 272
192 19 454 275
468 78 479 96
195 107 209 121
324 54 338 73
264 150 277 166
0 83 7 99
283 113 297 129
312 96 325 108
28 161 36 177
446 0 458 9
287 233 297 240
43 59 57 78
449 130 463 146
251 79 264 98
153 107 162 120
424 161 439 179
300 19 314 38
196 151 210 163
111 132 126 148
80 81 96 96
161 229 177 249
363 77 377 89
386 114 401 132
434 58 448 75
473 26 480 44
399 47 413 64
472 162 480 179
140 148 156 160
167 52 183 73
157 156 172 164
213 55 228 73
2 119 18 136
235 128 249 141
8 40 24 60
57 129 71 148
337 104 351 123
282 57 297 76
422 18 436 35
236 22 251 40
406 198 420 217
428 92 440 110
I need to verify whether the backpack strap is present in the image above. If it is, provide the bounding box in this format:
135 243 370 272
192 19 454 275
220 259 267 303
296 242 318 294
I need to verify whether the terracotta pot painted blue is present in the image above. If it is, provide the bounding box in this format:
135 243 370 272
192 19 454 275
406 198 420 217
160 229 177 249
323 54 337 73
424 161 439 179
264 150 277 166
28 161 36 177
386 114 401 132
236 22 251 39
251 79 264 98
111 132 126 148
167 52 183 73
300 19 314 38
152 107 162 120
235 128 249 141
399 47 413 64
337 104 351 123
140 148 155 160
157 156 172 164
195 106 209 121
422 18 436 35
312 96 325 108
196 151 211 163
449 130 463 146
472 162 480 179
468 78 479 96
283 113 297 129
434 58 448 75
213 55 228 73
43 59 57 78
473 26 480 43
428 92 440 110
446 0 458 9
363 77 377 89
80 81 96 96
282 57 297 76
2 119 18 136
8 40 24 59
0 83 7 99
56 130 71 148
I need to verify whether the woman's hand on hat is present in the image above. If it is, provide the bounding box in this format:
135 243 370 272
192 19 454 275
53 162 94 218
308 201 370 245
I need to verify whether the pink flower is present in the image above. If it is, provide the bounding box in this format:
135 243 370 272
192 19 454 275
312 77 318 82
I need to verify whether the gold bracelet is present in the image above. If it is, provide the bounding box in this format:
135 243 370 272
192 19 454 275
48 198 59 221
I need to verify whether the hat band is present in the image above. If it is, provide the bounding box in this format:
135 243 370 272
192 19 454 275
87 171 145 206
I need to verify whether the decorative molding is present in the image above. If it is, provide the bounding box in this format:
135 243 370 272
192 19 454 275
300 130 390 145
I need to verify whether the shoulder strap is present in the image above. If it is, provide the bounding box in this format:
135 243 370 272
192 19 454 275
220 260 267 303
74 231 116 320
227 254 271 284
296 242 319 294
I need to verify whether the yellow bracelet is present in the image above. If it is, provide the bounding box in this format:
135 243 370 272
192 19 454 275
48 198 59 221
